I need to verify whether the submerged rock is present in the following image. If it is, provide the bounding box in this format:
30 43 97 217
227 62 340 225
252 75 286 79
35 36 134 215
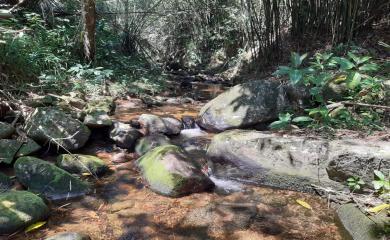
197 80 310 131
207 130 390 192
57 154 109 176
14 157 89 201
45 232 91 240
0 191 49 234
139 114 182 135
0 139 23 164
16 138 41 157
0 172 12 190
110 122 143 149
138 145 214 197
24 108 91 151
0 122 15 139
135 134 171 156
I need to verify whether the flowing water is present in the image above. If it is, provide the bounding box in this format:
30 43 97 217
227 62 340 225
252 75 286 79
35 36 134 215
6 80 343 240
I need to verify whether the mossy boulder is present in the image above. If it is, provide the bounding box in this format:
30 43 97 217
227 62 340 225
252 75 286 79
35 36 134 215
0 191 49 234
0 122 15 139
138 145 214 197
14 157 89 201
84 111 112 128
135 134 171 156
24 107 91 151
0 139 22 164
197 80 310 131
45 232 91 240
0 172 12 190
57 154 108 176
84 96 115 114
16 138 41 157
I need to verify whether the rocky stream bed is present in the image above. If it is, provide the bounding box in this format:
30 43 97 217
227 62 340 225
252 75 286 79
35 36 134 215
0 78 389 240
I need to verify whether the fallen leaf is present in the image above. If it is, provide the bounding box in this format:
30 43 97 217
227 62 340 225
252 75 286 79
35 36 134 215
82 173 92 176
25 221 47 233
367 204 389 214
296 199 312 210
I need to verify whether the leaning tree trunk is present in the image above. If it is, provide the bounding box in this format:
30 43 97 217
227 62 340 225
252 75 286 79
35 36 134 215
82 0 96 62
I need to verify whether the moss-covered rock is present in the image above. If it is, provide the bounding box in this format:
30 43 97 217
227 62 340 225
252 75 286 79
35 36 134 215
135 134 171 156
16 138 41 157
0 172 12 190
0 191 49 234
14 157 89 201
0 122 15 139
57 154 108 176
84 96 115 114
24 107 91 151
0 139 22 164
138 145 214 197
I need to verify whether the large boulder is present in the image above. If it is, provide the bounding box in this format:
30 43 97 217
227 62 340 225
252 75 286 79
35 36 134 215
14 157 89 201
197 80 309 131
45 232 91 240
0 139 23 164
0 191 49 234
138 145 214 197
135 134 171 156
57 154 109 176
207 130 390 192
139 114 182 135
0 122 15 139
24 108 91 151
110 122 143 149
84 111 112 128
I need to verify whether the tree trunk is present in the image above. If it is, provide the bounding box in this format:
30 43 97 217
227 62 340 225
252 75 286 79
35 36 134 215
82 0 96 62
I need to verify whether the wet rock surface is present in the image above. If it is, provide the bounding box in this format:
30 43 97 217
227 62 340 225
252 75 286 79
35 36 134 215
0 139 23 164
139 114 182 135
0 121 15 139
57 154 109 176
110 122 143 149
135 134 171 156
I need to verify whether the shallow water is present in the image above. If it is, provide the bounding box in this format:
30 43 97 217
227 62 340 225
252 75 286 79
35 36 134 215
2 82 343 240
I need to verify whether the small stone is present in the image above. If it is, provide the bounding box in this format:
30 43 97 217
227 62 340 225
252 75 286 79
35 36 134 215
112 152 131 164
110 122 143 149
45 232 91 240
84 111 112 128
139 114 182 135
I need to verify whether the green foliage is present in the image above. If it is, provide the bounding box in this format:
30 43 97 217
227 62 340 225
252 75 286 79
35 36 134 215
270 113 313 130
273 47 386 131
347 176 365 192
372 170 390 196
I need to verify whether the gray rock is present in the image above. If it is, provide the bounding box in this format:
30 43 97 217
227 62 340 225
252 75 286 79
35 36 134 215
0 191 49 234
0 172 12 190
16 138 41 157
110 122 143 149
135 134 171 156
84 111 112 128
24 108 91 151
138 145 214 197
336 204 387 240
14 157 89 201
0 122 15 139
45 232 91 240
139 114 182 135
197 80 310 131
57 154 109 176
0 139 23 164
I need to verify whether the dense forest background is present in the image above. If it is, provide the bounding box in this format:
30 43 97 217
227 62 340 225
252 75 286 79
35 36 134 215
0 0 389 97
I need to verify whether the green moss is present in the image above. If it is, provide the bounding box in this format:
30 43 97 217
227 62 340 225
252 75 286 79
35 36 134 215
0 139 22 164
0 122 15 139
16 138 41 157
0 191 49 234
57 154 108 176
14 157 89 200
138 145 187 196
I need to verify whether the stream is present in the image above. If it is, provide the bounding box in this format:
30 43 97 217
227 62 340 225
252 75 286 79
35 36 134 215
8 79 343 240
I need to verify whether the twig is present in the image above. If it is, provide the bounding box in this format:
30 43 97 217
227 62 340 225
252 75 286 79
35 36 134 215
327 101 390 111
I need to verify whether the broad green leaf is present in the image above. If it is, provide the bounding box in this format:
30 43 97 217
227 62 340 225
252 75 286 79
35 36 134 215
274 66 291 76
356 56 372 65
279 113 292 122
289 69 303 85
372 181 383 190
374 170 385 180
347 52 360 64
296 199 312 210
333 57 355 70
292 116 313 123
367 204 390 214
291 52 307 68
346 72 361 89
359 63 379 72
25 221 46 233
270 121 288 130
